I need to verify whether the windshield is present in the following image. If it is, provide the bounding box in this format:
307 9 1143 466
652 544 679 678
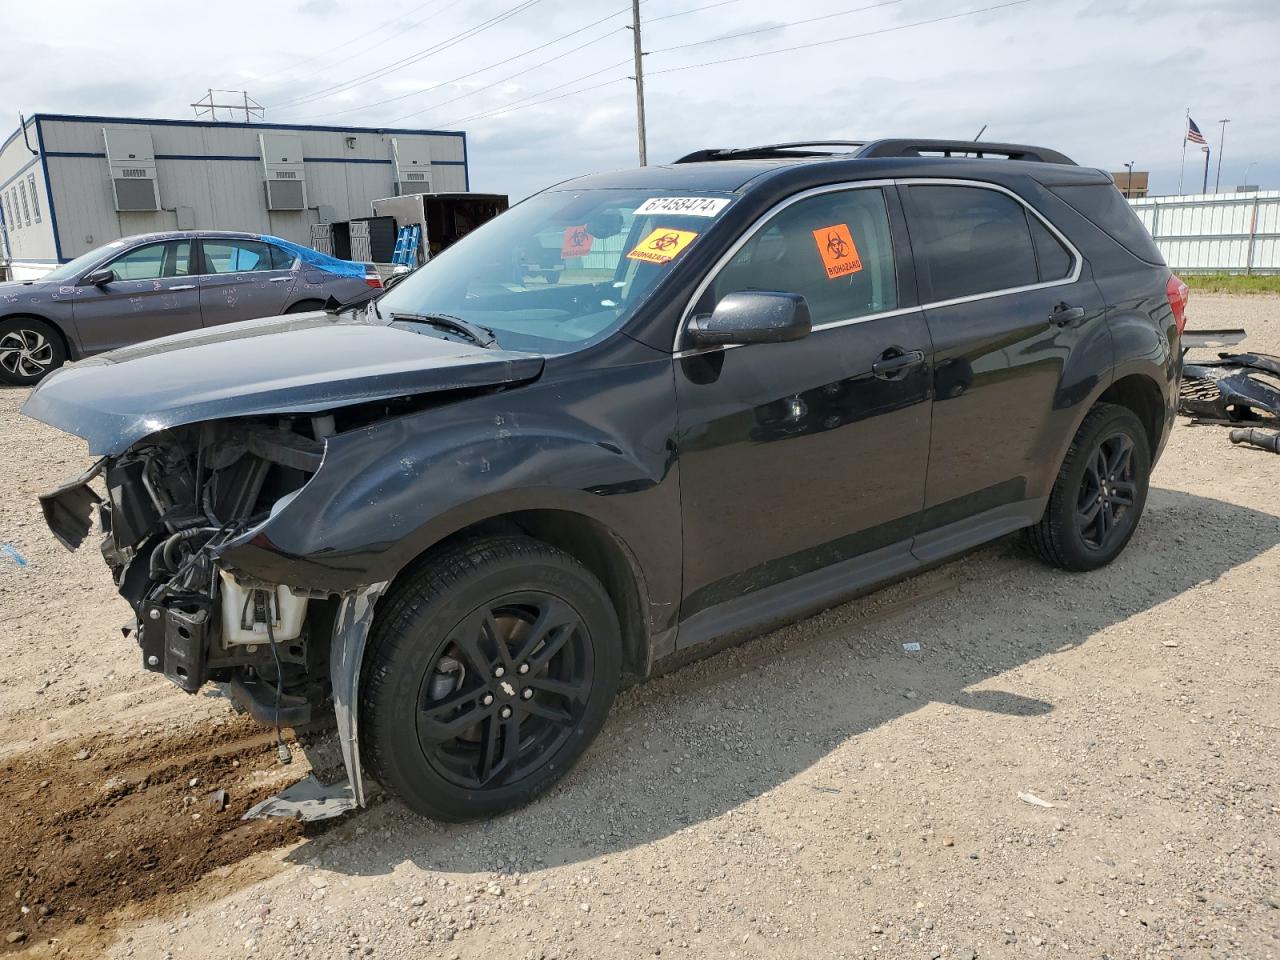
376 188 734 353
40 239 130 283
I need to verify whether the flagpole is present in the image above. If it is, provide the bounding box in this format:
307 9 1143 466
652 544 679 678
1178 108 1188 194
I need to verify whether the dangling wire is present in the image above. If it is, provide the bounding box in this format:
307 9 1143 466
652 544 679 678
261 589 293 765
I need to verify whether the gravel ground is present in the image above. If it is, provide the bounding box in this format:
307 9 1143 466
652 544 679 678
0 294 1276 960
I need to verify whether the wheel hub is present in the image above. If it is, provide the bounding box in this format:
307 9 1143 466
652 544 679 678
417 596 593 790
1076 431 1137 551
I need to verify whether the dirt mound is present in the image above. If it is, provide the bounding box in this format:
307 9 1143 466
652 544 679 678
0 716 307 956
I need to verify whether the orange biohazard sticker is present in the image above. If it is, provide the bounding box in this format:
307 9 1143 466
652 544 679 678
812 223 863 279
561 225 594 258
626 228 699 265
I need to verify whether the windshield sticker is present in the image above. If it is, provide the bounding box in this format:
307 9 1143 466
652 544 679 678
812 223 863 279
633 197 731 218
626 228 700 265
561 225 594 258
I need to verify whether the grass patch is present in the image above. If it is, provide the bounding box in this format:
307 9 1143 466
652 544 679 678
1184 274 1280 295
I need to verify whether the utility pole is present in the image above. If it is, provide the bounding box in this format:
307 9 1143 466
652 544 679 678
1214 118 1230 193
1201 146 1211 194
628 0 648 166
1124 161 1135 198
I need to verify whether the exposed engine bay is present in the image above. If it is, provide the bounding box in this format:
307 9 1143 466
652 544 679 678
43 415 336 728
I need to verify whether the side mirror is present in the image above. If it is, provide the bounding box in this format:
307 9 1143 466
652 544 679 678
82 268 115 287
686 291 811 348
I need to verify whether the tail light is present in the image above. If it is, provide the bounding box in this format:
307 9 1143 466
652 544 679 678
365 272 383 289
1166 273 1189 335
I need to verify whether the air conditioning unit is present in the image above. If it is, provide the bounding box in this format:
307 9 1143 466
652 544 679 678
260 133 308 211
103 126 160 212
391 137 432 196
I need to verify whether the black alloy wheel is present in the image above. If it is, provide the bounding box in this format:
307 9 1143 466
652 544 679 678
1075 432 1138 552
418 593 594 790
1027 403 1151 571
361 536 621 820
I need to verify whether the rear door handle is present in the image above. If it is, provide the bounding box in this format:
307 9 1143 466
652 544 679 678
1050 303 1086 327
872 347 926 380
269 276 292 283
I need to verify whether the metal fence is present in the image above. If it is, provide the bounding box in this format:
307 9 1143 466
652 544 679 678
1128 190 1280 274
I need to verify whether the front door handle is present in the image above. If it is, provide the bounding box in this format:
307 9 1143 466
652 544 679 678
168 284 196 291
872 347 926 380
1050 303 1086 327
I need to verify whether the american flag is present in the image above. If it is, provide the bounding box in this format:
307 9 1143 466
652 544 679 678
1186 117 1207 145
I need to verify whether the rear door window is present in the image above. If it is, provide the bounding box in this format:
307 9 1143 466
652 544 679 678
706 187 897 326
268 244 297 270
903 185 1041 302
1028 216 1073 282
202 239 278 274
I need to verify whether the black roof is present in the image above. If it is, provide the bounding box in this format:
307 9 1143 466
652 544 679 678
553 138 1110 196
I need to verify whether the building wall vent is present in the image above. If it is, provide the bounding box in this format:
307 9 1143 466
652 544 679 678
259 132 308 211
103 126 160 212
391 137 433 195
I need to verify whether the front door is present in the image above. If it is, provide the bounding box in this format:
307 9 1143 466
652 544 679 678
897 181 1109 557
70 239 202 354
674 184 933 634
196 238 296 326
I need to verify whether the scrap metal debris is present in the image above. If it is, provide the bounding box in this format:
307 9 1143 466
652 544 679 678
1179 350 1280 425
242 774 357 822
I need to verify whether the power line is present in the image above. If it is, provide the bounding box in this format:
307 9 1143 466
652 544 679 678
442 0 1034 129
442 63 633 127
648 0 1032 76
648 0 910 56
387 35 630 124
647 0 749 23
250 0 454 87
293 5 637 124
270 0 545 112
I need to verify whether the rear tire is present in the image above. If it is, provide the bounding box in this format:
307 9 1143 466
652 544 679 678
361 536 622 821
0 317 66 386
1027 403 1151 571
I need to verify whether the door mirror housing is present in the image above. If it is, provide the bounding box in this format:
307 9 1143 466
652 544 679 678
81 268 115 287
686 291 812 348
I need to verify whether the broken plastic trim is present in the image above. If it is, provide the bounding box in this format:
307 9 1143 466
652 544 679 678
38 458 105 550
330 581 388 810
1179 351 1280 424
243 774 357 822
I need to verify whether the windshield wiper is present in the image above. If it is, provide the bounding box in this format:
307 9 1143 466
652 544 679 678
389 312 498 349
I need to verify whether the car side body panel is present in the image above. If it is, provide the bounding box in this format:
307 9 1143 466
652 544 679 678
217 336 684 639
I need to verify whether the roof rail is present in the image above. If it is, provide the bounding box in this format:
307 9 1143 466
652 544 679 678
854 139 1076 165
674 141 867 163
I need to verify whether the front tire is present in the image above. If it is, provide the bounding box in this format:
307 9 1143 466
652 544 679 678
360 536 622 820
1027 403 1151 571
0 317 66 385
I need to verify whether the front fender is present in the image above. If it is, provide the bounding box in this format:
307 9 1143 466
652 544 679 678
217 356 681 611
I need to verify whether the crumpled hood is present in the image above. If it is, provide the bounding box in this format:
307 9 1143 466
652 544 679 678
22 311 544 455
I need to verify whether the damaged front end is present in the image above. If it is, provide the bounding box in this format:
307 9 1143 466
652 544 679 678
40 414 383 814
46 415 331 708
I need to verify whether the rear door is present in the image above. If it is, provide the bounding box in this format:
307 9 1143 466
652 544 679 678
70 239 202 354
674 184 933 632
196 238 295 326
899 180 1108 558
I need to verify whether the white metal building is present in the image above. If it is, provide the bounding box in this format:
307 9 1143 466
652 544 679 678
0 113 469 279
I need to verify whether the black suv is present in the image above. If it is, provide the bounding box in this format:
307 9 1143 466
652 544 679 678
26 139 1185 821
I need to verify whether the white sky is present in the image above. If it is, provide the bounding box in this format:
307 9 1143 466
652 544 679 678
5 0 1278 200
